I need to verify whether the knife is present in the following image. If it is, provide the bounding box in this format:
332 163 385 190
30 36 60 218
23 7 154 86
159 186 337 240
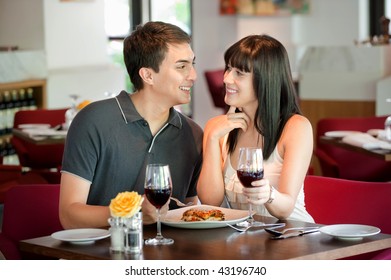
271 228 319 239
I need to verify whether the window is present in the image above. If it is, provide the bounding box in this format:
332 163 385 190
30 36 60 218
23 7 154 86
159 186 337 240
104 0 131 38
150 0 192 35
369 0 391 37
104 0 193 116
149 0 193 116
104 0 132 92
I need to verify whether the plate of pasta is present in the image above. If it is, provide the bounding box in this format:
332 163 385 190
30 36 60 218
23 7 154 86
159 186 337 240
161 205 249 229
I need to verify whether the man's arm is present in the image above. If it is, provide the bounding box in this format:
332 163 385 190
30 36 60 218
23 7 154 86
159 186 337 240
59 172 110 229
59 172 160 229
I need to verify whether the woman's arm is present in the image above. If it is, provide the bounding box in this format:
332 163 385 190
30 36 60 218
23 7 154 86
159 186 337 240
249 115 313 219
196 117 226 206
197 107 250 206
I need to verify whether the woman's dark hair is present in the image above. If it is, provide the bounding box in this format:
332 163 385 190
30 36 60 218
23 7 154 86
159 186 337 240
224 34 301 160
123 21 191 91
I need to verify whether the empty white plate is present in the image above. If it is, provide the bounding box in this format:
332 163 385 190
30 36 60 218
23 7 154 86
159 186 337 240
18 123 51 129
324 131 360 138
320 224 380 240
51 228 110 244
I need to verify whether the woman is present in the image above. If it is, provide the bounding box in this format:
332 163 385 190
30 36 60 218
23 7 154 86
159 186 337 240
197 34 314 222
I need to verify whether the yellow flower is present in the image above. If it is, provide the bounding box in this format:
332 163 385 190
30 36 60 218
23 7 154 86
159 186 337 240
109 191 144 218
77 100 91 111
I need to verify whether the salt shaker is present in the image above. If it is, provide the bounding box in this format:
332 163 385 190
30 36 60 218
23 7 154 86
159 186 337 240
108 217 125 252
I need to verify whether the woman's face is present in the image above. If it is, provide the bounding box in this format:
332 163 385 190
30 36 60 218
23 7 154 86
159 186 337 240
223 65 258 109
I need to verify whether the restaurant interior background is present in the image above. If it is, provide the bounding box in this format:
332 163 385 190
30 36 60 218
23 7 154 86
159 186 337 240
0 0 390 174
1 1 391 263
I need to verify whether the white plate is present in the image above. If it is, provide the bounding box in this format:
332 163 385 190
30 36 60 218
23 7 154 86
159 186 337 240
367 129 388 141
18 123 51 129
51 228 111 244
161 205 249 229
21 128 67 137
366 129 383 137
320 224 380 240
324 131 360 138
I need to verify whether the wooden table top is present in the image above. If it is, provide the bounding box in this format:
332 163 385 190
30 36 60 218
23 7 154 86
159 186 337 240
12 128 66 145
320 136 391 161
19 216 391 260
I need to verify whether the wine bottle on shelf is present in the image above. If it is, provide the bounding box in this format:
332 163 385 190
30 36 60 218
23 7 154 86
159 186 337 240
0 139 7 164
0 92 7 135
3 91 14 134
19 88 29 111
26 88 37 110
11 89 22 117
3 138 19 165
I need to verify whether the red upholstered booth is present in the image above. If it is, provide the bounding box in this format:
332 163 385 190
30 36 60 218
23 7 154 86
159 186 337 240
204 69 228 112
12 108 67 171
0 184 63 259
304 175 391 259
314 115 391 182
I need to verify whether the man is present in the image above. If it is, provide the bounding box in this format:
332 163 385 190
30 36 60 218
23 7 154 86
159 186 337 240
59 21 202 229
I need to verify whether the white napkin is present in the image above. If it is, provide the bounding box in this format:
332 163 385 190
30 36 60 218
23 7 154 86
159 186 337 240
342 132 391 150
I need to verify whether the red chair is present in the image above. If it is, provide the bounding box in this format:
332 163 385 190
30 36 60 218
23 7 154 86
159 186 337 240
0 164 48 204
11 108 67 183
314 115 391 182
0 184 63 259
304 175 391 259
372 248 391 260
204 69 228 112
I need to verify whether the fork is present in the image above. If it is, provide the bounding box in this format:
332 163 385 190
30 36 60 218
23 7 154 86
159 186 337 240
226 223 252 232
227 222 286 233
265 226 320 237
170 197 193 207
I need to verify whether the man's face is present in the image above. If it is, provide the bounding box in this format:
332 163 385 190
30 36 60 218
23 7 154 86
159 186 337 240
151 43 196 106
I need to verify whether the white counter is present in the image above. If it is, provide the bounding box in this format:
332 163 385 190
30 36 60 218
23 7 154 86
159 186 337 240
299 46 391 101
0 50 47 83
376 76 391 116
46 64 126 108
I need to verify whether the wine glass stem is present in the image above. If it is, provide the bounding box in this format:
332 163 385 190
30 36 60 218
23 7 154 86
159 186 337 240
248 203 254 224
156 208 163 239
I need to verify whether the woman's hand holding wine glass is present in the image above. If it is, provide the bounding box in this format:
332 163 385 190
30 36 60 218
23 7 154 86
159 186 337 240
144 164 174 245
236 147 264 227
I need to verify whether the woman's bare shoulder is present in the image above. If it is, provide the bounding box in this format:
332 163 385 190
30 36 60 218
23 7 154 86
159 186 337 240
287 114 312 130
282 114 313 140
204 114 225 130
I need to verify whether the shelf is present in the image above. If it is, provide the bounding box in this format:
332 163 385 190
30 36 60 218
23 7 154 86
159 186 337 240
0 79 47 143
0 79 47 108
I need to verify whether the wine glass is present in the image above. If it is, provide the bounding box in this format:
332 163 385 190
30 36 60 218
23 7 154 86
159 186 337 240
144 164 174 245
64 94 79 130
385 115 391 141
236 147 264 227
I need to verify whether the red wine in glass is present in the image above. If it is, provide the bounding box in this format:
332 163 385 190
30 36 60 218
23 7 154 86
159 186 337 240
144 163 174 245
145 187 171 209
236 147 264 227
237 169 264 188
